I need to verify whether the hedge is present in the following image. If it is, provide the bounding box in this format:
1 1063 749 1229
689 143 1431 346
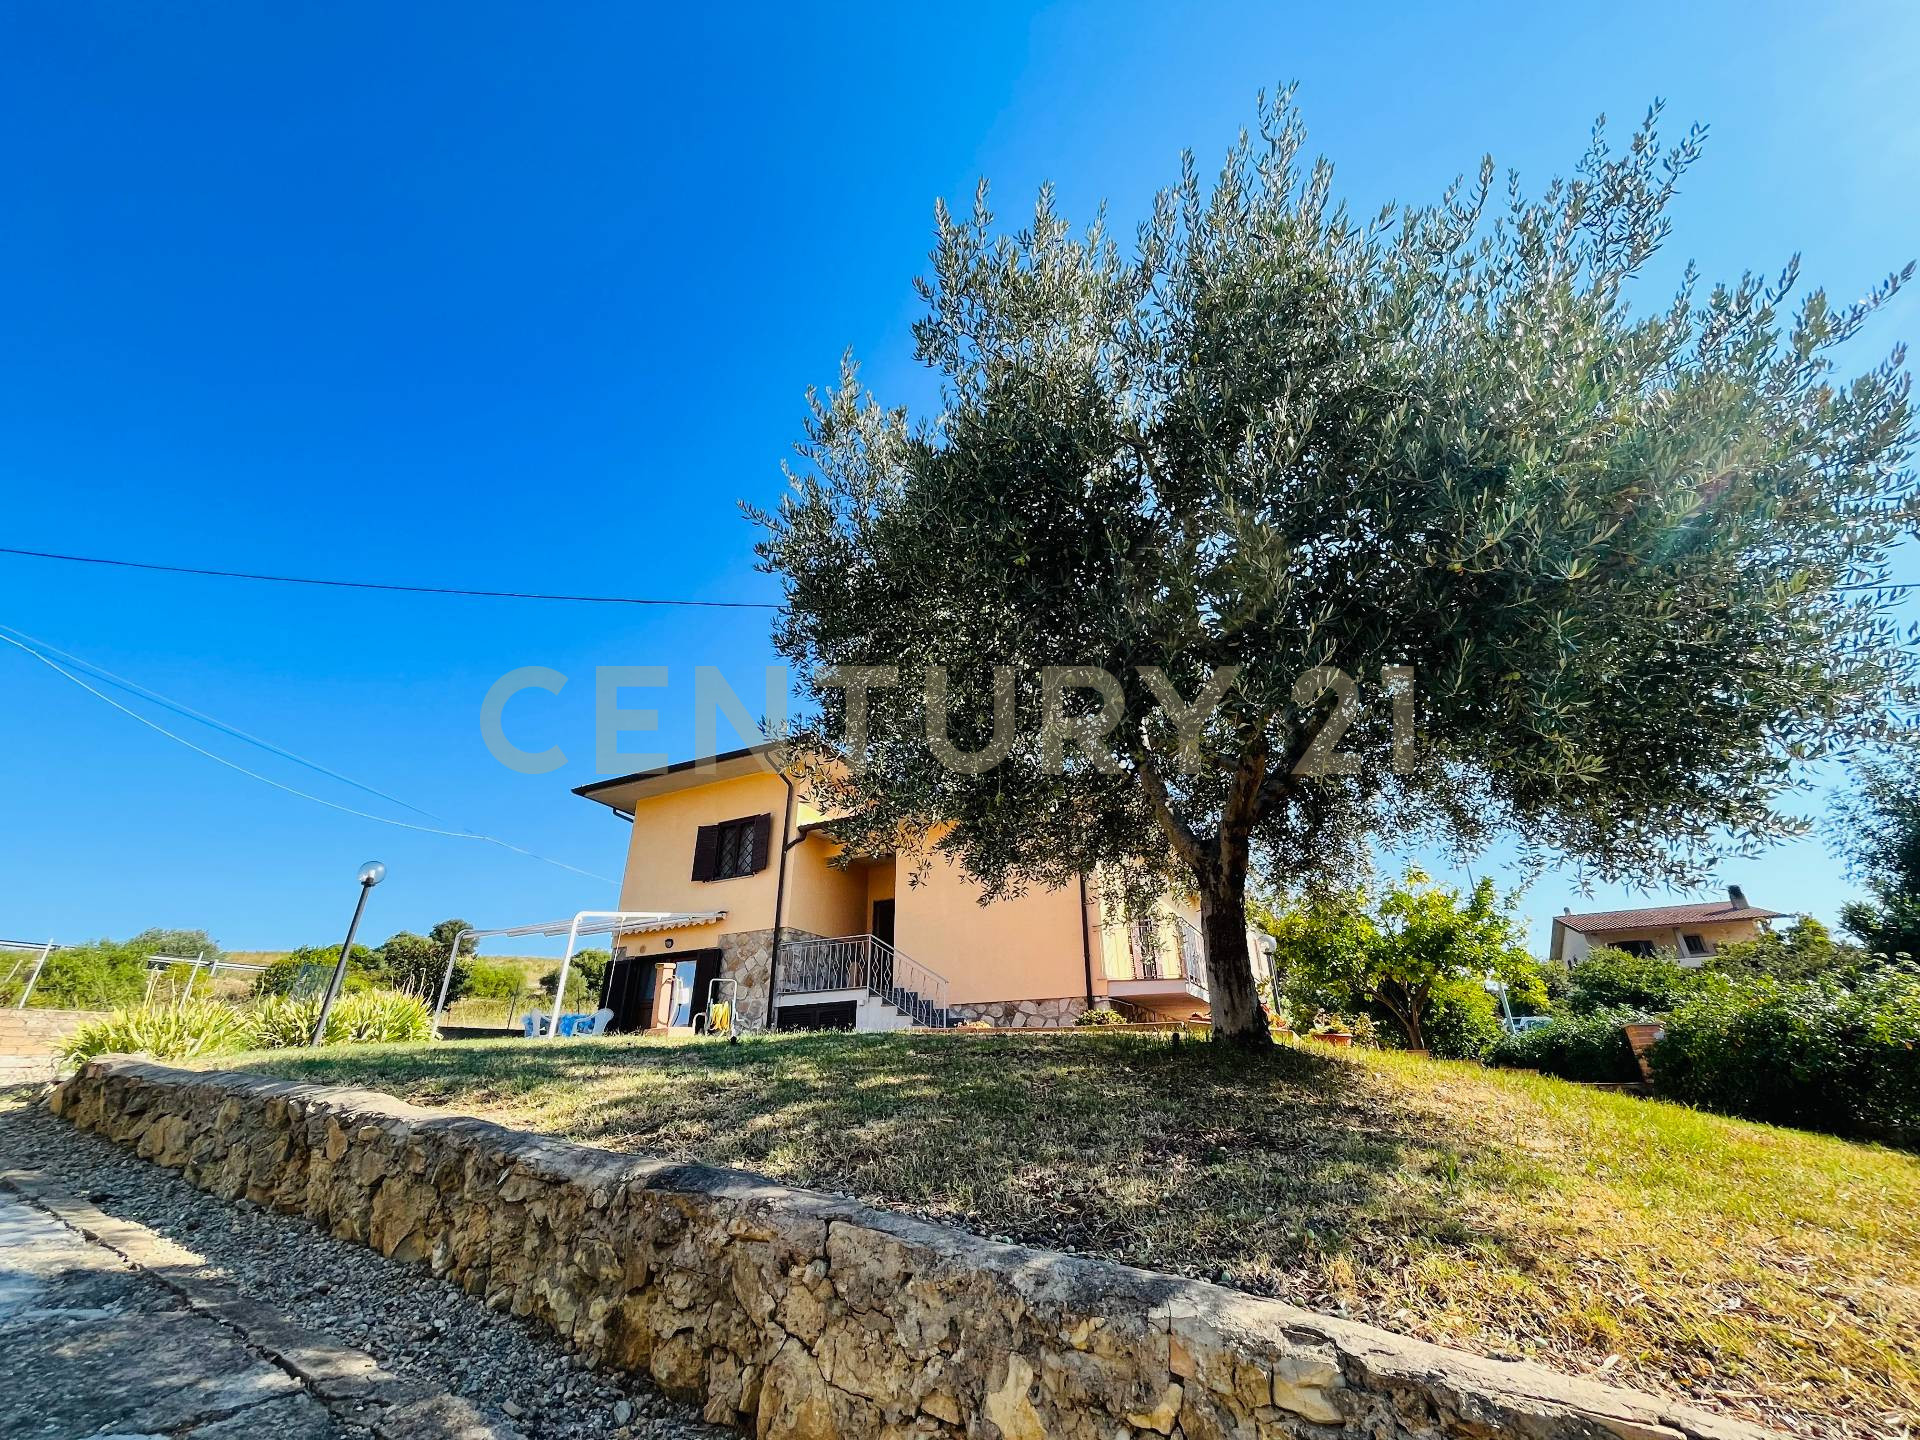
1651 973 1920 1148
1486 1007 1645 1083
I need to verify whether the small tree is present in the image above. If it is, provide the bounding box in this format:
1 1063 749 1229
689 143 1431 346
542 948 610 1009
754 90 1918 1045
1272 870 1537 1050
373 932 442 997
1832 760 1920 965
458 959 524 1003
428 918 473 960
127 927 221 961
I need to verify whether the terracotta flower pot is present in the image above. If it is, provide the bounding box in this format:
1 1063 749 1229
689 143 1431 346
1622 1021 1665 1083
1313 1031 1353 1047
1623 1022 1665 1051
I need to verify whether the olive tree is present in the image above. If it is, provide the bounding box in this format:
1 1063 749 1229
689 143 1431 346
1833 759 1920 963
753 92 1917 1046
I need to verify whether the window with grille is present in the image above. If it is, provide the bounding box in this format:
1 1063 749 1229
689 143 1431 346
691 813 772 882
714 817 757 878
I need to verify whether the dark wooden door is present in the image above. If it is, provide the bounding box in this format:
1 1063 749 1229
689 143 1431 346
598 955 655 1034
689 950 725 1026
871 899 896 948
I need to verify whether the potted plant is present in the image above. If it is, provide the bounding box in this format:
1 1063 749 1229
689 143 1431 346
1309 1011 1354 1047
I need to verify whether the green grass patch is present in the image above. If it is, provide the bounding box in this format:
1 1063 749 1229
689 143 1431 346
219 1030 1920 1436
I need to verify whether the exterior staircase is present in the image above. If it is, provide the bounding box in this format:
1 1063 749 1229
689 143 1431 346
774 934 954 1029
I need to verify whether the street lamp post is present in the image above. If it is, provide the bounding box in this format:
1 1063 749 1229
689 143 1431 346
1484 974 1516 1028
310 861 385 1046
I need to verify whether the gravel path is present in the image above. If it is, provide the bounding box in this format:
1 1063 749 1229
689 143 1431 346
0 1097 728 1440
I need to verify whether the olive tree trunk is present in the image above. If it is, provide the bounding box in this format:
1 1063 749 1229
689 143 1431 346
1198 855 1270 1048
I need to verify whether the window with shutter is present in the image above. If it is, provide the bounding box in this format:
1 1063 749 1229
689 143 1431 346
691 825 720 882
695 814 773 881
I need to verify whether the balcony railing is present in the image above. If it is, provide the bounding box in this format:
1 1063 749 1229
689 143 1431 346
1123 915 1209 997
776 934 952 1027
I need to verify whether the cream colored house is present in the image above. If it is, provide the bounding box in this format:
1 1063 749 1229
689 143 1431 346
1547 887 1784 969
575 744 1233 1034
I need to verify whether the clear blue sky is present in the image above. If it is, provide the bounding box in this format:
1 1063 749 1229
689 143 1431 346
2 2 1915 956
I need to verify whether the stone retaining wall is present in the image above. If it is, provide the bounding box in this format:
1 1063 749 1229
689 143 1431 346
0 1007 97 1056
0 1008 96 1081
946 997 1088 1028
50 1057 1776 1440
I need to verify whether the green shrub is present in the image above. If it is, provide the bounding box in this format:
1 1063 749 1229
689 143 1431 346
370 931 443 996
126 929 221 962
1487 1008 1644 1083
457 959 525 1001
250 954 304 998
1652 973 1920 1147
1075 1005 1127 1026
568 948 611 993
1565 947 1701 1015
539 964 592 1010
59 1000 253 1067
251 945 375 999
535 950 610 1011
1416 977 1503 1060
15 939 149 1010
332 990 434 1044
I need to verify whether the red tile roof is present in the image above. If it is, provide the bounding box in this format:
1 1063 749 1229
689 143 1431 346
1555 901 1786 935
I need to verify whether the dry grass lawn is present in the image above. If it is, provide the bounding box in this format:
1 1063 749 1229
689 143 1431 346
219 1030 1920 1439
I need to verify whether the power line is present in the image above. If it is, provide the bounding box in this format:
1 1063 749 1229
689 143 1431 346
0 546 782 609
0 626 617 886
0 621 448 825
1 542 1910 603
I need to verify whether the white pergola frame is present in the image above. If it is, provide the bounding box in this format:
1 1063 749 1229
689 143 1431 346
433 910 724 1038
2 938 56 1010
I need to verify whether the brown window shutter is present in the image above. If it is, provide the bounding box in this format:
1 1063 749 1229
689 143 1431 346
691 824 719 882
750 813 774 873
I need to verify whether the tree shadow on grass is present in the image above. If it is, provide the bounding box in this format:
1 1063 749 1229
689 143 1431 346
228 1031 1539 1297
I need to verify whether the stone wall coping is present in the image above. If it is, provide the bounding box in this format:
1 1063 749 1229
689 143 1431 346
57 1056 1786 1440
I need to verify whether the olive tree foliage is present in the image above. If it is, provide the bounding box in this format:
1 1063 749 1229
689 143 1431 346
751 91 1918 1045
1831 758 1920 963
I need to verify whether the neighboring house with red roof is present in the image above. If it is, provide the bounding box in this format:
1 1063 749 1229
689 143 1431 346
1548 886 1787 968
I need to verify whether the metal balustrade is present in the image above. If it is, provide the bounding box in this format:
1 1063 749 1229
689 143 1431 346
1174 915 1210 997
775 933 953 1027
1124 915 1210 997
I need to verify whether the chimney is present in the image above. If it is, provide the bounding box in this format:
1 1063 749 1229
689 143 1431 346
1728 884 1749 910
